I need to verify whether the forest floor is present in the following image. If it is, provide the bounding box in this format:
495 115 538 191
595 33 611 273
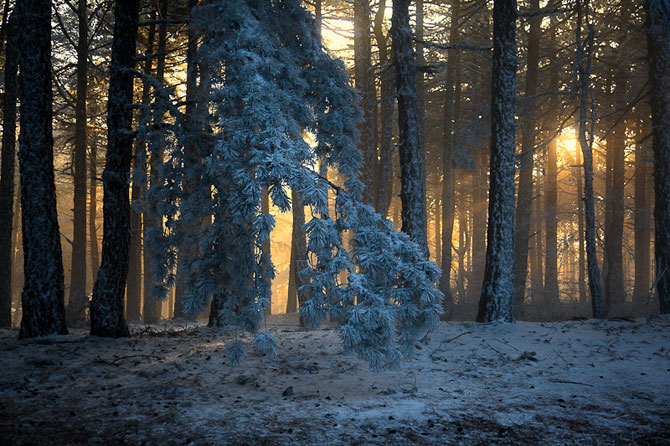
1 315 669 445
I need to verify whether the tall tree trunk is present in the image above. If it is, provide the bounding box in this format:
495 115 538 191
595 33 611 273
67 0 89 324
89 141 99 282
262 189 272 315
544 138 559 304
89 0 139 337
354 0 377 208
633 122 651 310
512 0 540 318
373 0 394 217
530 180 543 299
174 0 199 320
17 0 68 338
391 0 429 256
439 0 461 316
647 0 670 314
143 0 168 323
576 0 604 318
468 145 488 305
287 190 307 315
129 13 155 323
574 146 587 304
604 0 631 316
0 12 18 328
476 0 517 323
416 0 427 235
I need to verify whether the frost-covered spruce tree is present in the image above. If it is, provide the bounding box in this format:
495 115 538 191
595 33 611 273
139 0 442 369
476 0 517 323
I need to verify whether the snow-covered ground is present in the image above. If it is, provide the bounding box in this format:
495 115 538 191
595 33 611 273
1 315 669 445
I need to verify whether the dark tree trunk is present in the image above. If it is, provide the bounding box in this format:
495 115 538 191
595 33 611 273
17 0 68 338
576 0 604 319
0 12 18 328
647 0 670 314
373 0 394 217
476 0 517 323
467 145 488 305
354 0 377 208
89 139 99 282
530 181 543 299
604 0 631 316
67 0 89 324
544 136 559 305
633 123 651 310
143 0 168 323
287 190 307 315
392 0 428 256
89 0 139 337
439 0 462 316
416 0 426 229
512 0 540 318
127 14 156 323
174 0 199 320
575 147 587 304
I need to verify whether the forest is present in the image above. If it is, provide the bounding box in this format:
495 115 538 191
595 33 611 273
0 0 669 444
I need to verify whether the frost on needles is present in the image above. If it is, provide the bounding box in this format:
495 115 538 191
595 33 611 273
135 0 443 369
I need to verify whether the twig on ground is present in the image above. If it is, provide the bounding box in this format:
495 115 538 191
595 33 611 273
429 331 473 359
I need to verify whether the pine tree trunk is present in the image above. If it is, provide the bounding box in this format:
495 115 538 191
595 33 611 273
576 0 604 319
354 0 377 208
476 0 517 323
530 181 543 299
17 0 68 338
633 123 651 310
0 12 18 328
647 0 670 314
392 0 429 256
143 0 168 323
67 0 89 325
174 0 199 320
416 0 427 234
575 148 587 304
439 0 462 316
512 0 540 318
89 0 139 337
287 190 307 315
127 19 155 322
468 145 488 305
373 0 394 217
89 139 99 282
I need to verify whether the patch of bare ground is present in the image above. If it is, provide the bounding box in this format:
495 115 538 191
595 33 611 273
1 315 669 445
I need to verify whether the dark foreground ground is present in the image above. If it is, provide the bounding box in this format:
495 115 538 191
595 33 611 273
1 315 669 445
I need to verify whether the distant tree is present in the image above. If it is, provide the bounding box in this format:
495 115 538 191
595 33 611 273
391 0 429 256
0 11 18 328
647 0 670 314
17 0 68 338
476 0 517 323
89 0 140 337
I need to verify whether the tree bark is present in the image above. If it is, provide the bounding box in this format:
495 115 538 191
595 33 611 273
287 190 307 315
174 0 199 320
0 12 18 328
143 0 168 324
647 0 670 314
439 0 462 316
576 0 604 319
633 122 651 310
391 0 429 256
67 0 89 324
17 0 69 338
476 0 517 323
512 0 540 318
89 0 140 337
373 0 394 217
354 0 377 208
